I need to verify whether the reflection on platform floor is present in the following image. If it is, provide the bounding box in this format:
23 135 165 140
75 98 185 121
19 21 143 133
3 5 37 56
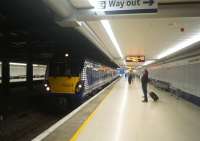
75 78 200 141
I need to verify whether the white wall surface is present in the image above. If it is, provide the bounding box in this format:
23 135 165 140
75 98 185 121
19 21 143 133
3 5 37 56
149 59 200 98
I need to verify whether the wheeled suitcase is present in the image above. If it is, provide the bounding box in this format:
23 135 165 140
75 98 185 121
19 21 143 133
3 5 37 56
149 91 159 101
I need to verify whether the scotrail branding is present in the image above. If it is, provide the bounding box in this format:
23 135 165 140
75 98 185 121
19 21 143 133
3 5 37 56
95 0 157 14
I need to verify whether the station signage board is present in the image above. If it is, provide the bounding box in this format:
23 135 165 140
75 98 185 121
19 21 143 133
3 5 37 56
94 0 158 14
126 56 145 62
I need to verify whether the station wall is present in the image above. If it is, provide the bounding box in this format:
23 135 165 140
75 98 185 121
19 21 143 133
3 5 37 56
0 62 46 83
148 56 200 98
10 63 27 82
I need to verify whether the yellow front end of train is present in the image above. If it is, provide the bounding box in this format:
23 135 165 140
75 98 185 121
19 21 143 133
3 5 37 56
47 76 80 94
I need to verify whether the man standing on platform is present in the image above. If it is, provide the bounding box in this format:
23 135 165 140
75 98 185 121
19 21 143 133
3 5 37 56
128 70 133 85
141 69 149 102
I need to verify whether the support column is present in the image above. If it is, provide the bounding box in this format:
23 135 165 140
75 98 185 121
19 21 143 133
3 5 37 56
26 61 33 89
2 60 10 95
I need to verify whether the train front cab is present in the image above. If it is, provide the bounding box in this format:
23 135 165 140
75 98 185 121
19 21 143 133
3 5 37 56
43 60 84 111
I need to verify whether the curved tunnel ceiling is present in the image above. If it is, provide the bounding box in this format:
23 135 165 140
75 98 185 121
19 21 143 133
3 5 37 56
0 0 118 68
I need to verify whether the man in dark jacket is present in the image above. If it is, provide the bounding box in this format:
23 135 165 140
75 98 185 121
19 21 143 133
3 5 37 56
141 69 149 102
128 72 133 85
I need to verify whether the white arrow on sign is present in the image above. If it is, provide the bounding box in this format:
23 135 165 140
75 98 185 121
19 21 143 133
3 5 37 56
94 0 158 14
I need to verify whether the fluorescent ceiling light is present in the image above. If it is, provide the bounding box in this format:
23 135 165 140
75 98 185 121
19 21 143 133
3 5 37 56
143 60 155 66
157 32 200 59
101 20 124 59
10 62 27 66
123 60 127 65
71 0 94 8
88 0 95 7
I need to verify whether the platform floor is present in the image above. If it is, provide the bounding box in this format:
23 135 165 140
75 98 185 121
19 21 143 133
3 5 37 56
71 78 200 141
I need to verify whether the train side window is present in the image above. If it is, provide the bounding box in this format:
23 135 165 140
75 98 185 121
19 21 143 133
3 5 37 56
10 62 27 82
0 62 1 84
33 64 47 80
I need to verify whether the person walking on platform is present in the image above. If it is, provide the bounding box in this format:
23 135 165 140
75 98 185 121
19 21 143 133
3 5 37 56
128 71 133 85
141 69 149 102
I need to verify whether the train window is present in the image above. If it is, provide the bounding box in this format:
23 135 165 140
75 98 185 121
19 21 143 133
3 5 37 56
0 62 2 84
33 64 47 80
10 62 27 82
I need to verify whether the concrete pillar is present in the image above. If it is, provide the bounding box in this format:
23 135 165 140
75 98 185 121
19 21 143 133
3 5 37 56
2 60 10 95
26 61 33 89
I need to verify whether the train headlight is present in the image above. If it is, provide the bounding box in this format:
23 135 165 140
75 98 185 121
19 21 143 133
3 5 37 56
46 86 50 91
78 84 82 88
44 84 48 87
75 81 84 93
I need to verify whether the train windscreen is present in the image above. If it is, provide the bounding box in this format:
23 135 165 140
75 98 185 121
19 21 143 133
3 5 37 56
49 62 71 76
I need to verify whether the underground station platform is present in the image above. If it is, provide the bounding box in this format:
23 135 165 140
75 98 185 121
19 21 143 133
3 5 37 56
32 78 200 141
1 1 200 141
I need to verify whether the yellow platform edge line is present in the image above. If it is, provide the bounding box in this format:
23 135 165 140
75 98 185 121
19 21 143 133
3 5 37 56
69 88 114 141
69 107 98 141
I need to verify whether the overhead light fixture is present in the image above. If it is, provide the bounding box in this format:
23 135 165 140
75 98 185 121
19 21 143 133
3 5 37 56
143 60 155 66
88 0 95 7
157 31 200 59
70 0 94 8
101 20 124 60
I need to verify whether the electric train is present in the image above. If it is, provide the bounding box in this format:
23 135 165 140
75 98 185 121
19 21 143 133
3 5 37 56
44 58 118 111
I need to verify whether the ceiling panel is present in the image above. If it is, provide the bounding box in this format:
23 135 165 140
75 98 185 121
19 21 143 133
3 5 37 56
87 21 121 59
87 17 200 66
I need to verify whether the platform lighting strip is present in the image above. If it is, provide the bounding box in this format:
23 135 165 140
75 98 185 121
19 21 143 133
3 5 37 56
143 60 155 66
157 31 200 59
88 0 95 7
101 20 124 59
141 31 200 67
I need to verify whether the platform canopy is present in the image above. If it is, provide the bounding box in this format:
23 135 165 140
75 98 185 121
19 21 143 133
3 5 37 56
42 0 200 69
